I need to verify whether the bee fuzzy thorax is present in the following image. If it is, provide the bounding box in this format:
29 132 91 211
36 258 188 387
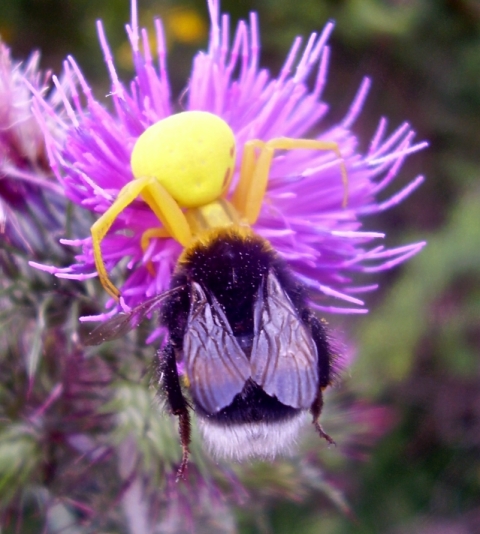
178 224 270 265
164 228 294 345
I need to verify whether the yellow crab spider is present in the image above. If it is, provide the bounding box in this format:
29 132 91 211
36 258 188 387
91 110 348 299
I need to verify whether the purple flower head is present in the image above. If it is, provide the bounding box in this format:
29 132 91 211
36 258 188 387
0 42 49 169
0 40 70 255
31 0 426 326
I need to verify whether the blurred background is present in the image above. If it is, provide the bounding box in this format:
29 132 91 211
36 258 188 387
1 0 480 532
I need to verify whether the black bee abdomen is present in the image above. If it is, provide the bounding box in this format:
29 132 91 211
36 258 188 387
195 379 300 424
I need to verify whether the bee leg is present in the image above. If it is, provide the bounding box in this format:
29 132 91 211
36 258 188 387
159 343 191 481
303 312 332 389
304 311 336 445
310 392 336 446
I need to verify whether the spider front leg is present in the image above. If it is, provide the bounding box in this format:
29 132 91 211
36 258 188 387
91 177 192 300
231 138 348 225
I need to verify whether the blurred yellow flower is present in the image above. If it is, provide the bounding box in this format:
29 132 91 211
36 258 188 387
116 7 207 70
166 7 207 44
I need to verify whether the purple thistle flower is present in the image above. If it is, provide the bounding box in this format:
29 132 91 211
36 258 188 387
30 0 426 324
0 40 70 256
0 43 49 170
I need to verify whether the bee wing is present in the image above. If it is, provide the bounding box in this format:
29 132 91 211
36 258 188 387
183 282 250 414
250 272 318 409
85 287 180 346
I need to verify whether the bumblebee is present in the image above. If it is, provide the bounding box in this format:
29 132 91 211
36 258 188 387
88 111 345 476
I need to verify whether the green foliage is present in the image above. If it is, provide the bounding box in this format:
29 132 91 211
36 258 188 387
104 380 183 471
354 189 480 394
0 423 41 505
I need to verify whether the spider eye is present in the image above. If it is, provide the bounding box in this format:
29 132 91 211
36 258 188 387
131 111 236 208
